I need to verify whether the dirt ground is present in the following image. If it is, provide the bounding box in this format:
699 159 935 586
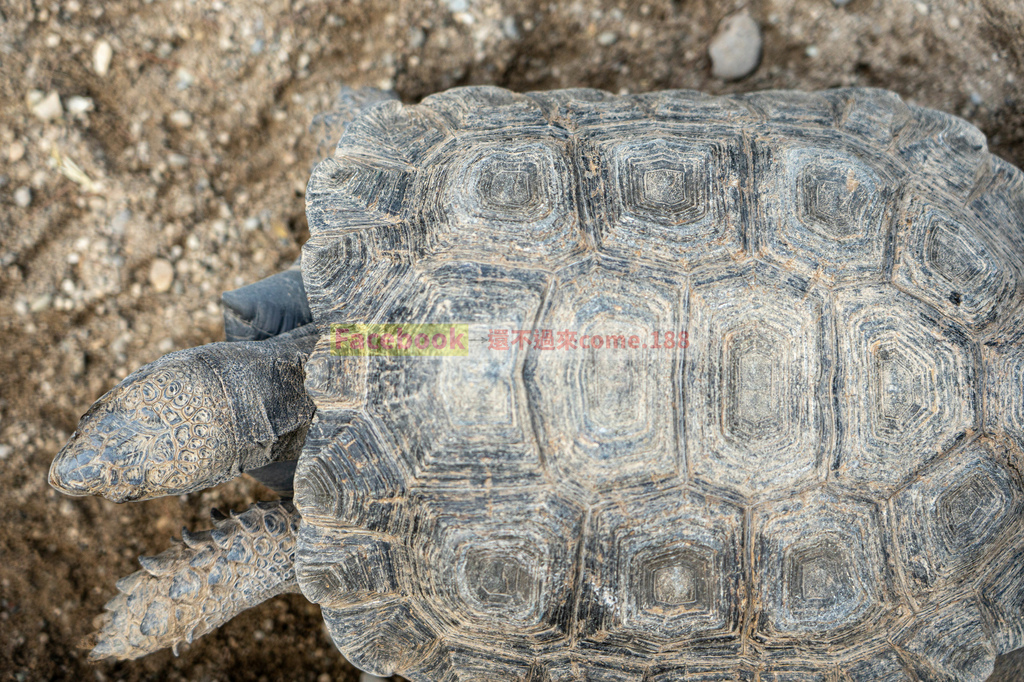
2 0 1024 680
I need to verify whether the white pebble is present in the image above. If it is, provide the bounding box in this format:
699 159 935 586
175 67 195 89
502 16 519 39
28 90 63 121
597 31 618 46
30 294 52 312
0 445 11 461
805 45 820 59
168 110 193 128
67 96 94 114
14 186 32 208
709 13 762 81
149 258 175 293
8 141 25 163
947 15 961 30
93 40 113 76
167 153 189 168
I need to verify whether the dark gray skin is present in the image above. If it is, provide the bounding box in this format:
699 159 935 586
50 323 316 503
50 86 1024 680
48 277 318 659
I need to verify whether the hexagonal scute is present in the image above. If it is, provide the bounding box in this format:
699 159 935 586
296 524 401 610
370 261 549 486
407 488 584 652
338 99 449 165
893 192 1022 329
895 596 996 681
835 284 978 493
417 135 587 265
753 489 894 646
984 313 1024 451
685 264 830 500
979 535 1024 655
895 104 990 201
320 598 441 678
578 486 744 655
752 138 900 282
421 85 551 131
294 413 407 534
891 441 1023 603
826 87 914 148
301 229 416 330
526 260 682 491
579 129 747 270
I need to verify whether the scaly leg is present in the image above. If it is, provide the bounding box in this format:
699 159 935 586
91 501 300 660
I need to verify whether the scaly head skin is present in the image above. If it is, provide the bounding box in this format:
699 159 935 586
50 326 317 503
50 353 235 502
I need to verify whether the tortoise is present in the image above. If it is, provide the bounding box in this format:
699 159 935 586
50 85 1024 681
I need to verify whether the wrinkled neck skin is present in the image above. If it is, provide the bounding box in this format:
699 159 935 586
49 325 317 503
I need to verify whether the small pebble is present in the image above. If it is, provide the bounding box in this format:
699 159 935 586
167 153 189 169
149 258 175 293
708 13 762 81
168 110 193 128
8 142 25 163
14 186 32 208
0 445 11 461
93 39 113 76
28 90 63 121
67 96 94 115
501 16 519 39
597 31 618 46
832 0 852 6
445 0 468 12
175 67 195 89
805 45 820 58
29 294 52 312
947 15 961 30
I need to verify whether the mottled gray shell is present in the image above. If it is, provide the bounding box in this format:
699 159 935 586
293 86 1024 681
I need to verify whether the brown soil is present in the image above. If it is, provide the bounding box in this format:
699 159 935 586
1 0 1023 680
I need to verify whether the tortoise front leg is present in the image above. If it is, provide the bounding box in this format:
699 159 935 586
49 324 317 502
90 501 300 660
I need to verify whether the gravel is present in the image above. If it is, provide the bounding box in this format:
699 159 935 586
168 109 194 128
708 13 763 81
13 186 32 208
2 0 1024 680
149 258 176 293
92 39 113 76
26 90 63 121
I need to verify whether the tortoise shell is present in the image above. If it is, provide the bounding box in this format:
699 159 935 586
293 86 1024 681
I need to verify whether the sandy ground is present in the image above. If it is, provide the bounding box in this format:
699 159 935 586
2 0 1024 680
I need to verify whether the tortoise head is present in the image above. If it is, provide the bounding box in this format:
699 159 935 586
49 352 233 503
